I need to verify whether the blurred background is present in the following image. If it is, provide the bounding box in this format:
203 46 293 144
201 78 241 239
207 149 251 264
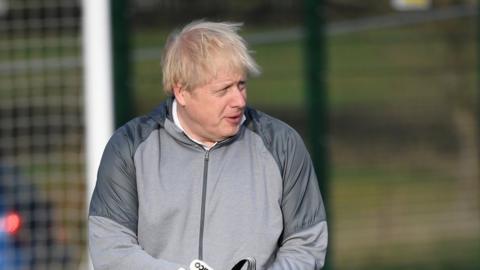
0 0 478 269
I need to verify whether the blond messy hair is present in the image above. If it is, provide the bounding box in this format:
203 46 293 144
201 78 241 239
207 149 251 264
161 20 261 95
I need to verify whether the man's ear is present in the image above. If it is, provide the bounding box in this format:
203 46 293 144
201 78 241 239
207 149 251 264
172 84 187 106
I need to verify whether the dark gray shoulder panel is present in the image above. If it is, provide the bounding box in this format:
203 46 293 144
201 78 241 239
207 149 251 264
244 107 301 172
89 109 164 234
245 107 326 237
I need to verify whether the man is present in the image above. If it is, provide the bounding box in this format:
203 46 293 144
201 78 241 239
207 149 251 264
89 20 328 270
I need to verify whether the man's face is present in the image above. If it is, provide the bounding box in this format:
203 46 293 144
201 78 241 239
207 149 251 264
174 68 247 146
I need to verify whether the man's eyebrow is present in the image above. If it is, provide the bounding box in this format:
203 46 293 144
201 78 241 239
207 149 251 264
212 80 236 90
210 77 246 90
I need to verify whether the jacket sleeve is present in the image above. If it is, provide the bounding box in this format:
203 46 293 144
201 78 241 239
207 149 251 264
267 129 328 270
88 128 184 270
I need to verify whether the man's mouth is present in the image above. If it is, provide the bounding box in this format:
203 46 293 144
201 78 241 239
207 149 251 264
225 114 243 124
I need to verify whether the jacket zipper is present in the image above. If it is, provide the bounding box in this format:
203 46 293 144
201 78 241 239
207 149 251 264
198 150 210 260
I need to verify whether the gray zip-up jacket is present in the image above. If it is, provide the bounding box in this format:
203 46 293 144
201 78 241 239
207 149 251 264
89 98 328 270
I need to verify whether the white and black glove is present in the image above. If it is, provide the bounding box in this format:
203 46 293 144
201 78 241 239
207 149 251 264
179 257 255 270
189 259 214 270
178 259 214 270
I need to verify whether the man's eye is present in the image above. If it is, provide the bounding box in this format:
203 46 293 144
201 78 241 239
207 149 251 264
238 81 246 90
215 88 228 96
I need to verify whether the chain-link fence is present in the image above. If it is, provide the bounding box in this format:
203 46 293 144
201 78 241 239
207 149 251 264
0 0 85 269
328 5 479 269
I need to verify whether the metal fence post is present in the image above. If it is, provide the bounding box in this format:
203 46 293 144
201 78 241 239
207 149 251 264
304 0 331 269
477 1 480 215
111 0 133 128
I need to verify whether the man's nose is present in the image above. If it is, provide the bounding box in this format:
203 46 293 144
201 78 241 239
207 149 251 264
231 87 246 108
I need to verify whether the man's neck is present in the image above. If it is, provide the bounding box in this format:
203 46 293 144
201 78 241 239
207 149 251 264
172 99 216 149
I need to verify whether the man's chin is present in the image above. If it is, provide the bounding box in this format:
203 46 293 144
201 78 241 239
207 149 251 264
217 127 241 141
